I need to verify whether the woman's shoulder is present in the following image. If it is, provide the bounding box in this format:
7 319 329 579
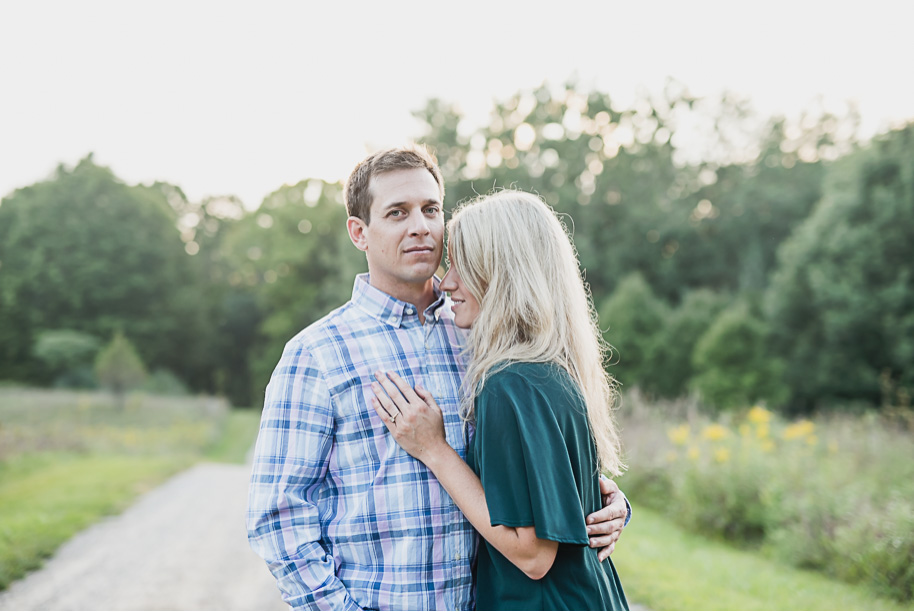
485 361 557 389
482 361 580 404
493 360 575 383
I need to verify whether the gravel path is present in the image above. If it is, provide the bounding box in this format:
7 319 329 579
0 462 288 611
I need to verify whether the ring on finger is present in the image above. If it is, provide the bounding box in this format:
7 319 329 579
390 412 399 424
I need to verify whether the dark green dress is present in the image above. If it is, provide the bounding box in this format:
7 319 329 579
467 362 628 611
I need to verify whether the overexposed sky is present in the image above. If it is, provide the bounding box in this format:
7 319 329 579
1 0 912 209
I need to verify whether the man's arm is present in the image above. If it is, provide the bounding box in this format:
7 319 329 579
585 476 631 561
247 341 359 611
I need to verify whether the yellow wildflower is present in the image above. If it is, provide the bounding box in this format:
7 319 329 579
123 429 139 447
761 439 775 452
828 441 839 454
783 419 815 441
687 446 700 460
755 423 770 439
748 405 772 424
702 424 729 441
665 450 678 463
714 448 731 463
806 434 818 446
668 424 690 446
739 423 751 437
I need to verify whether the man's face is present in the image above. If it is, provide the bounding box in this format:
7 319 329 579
348 168 444 300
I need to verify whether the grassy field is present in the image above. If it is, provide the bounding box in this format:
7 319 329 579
0 387 261 590
205 409 262 464
616 391 914 604
612 505 911 611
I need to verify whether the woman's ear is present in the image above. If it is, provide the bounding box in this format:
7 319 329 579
347 216 369 252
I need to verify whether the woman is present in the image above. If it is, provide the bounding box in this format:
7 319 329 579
371 190 627 610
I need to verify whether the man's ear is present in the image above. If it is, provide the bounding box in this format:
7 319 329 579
347 216 369 252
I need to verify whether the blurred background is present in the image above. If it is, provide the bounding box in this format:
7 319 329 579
1 1 912 610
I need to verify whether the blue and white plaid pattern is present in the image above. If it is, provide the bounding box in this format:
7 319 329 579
247 274 476 611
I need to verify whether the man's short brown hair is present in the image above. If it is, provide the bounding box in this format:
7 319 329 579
344 145 445 223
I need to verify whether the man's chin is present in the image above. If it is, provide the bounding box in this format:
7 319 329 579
403 263 439 283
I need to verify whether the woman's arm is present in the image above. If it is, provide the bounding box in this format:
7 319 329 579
371 371 558 580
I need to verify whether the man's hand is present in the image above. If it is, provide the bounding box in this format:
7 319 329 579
585 477 628 561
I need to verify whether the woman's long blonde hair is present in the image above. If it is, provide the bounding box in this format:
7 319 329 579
448 190 624 475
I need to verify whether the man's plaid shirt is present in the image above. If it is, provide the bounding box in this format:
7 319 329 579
247 274 476 610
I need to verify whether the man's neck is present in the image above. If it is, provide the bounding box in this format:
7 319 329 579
369 276 437 324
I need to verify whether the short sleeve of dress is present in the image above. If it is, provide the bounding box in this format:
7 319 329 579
475 368 590 545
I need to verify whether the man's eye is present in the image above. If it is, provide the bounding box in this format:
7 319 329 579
424 206 440 215
389 210 404 217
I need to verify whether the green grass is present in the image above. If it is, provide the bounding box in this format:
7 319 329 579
0 452 192 590
205 409 262 464
612 506 911 610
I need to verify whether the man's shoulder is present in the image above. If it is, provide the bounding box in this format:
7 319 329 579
285 300 363 351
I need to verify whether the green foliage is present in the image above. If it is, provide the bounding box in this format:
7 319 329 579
149 185 257 405
598 274 667 393
691 304 788 410
220 180 365 397
95 332 147 405
0 84 896 411
415 82 689 302
0 157 209 391
204 409 262 464
612 505 910 611
141 369 189 396
617 398 914 602
32 329 100 388
767 125 914 412
411 81 869 408
648 290 729 398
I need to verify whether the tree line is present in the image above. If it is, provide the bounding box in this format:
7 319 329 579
0 81 911 414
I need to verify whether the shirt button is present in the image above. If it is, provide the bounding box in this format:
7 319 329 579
405 308 414 315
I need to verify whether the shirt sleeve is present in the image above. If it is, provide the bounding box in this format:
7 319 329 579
246 340 360 611
475 371 591 545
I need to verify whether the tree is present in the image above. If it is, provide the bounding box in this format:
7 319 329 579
0 156 210 389
221 179 366 398
414 81 690 305
691 303 788 411
766 124 914 411
598 274 668 394
32 329 100 388
648 290 729 398
95 331 147 409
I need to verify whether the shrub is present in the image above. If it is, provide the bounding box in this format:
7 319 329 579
691 304 788 410
599 273 668 393
32 330 100 387
95 332 147 409
648 290 729 398
618 401 914 602
142 369 189 396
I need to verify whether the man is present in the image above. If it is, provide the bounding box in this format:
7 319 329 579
247 146 628 610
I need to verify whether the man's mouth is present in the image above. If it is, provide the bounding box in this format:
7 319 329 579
404 246 434 254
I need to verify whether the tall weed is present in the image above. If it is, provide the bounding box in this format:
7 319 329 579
616 390 914 601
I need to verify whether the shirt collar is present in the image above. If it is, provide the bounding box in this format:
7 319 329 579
351 273 447 328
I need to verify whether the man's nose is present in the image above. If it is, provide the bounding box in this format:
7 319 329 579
408 214 431 235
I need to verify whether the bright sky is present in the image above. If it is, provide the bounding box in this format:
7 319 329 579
1 0 912 209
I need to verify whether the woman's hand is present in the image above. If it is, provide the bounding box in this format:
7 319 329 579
371 371 449 464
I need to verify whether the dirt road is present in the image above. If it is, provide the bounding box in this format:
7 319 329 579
0 462 287 611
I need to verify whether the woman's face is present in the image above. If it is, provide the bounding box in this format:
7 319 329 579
440 254 480 329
